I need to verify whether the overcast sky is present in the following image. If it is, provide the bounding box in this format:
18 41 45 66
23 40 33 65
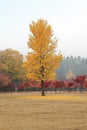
0 0 87 58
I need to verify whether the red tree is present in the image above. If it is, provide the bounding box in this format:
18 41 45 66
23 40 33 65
0 72 10 91
74 75 86 91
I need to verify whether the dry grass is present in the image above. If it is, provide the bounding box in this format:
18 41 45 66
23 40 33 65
0 92 87 130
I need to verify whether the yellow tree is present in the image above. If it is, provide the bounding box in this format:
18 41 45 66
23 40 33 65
23 19 62 96
0 49 26 81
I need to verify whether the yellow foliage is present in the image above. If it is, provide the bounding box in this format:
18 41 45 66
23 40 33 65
23 19 62 80
18 94 87 102
0 49 25 80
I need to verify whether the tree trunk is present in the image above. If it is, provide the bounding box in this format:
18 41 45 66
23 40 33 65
41 80 45 96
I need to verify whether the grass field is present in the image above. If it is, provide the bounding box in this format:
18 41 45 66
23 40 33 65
0 92 87 130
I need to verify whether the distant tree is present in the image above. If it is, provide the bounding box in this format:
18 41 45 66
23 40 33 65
75 75 85 84
56 57 66 80
64 80 74 92
8 82 14 91
57 56 87 80
75 75 85 91
51 80 64 93
83 76 87 89
66 70 75 80
18 84 24 91
0 49 26 81
44 80 51 89
0 72 10 92
23 79 36 91
23 19 62 96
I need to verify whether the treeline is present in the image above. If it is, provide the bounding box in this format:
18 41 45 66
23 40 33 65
0 48 87 92
0 49 87 82
0 48 26 90
1 75 87 92
57 56 87 80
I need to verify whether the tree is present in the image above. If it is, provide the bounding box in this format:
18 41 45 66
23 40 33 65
57 56 87 80
0 72 10 92
0 49 26 81
75 75 85 91
23 19 62 96
66 70 75 80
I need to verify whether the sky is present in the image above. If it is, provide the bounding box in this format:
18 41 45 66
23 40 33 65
0 0 87 58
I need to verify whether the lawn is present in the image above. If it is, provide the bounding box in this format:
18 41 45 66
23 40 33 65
0 92 87 130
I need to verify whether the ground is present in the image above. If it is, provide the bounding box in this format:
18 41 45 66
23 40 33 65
0 91 87 130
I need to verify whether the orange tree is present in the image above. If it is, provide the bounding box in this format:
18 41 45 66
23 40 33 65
23 19 62 96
